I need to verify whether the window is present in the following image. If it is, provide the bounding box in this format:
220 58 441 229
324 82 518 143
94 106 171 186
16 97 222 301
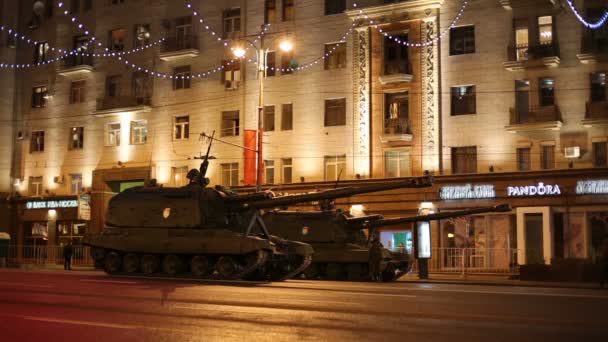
109 28 126 51
45 0 54 17
264 106 275 132
29 177 43 196
130 120 148 145
264 160 275 184
517 147 531 171
173 65 191 90
221 163 239 186
591 72 606 102
451 146 477 174
175 16 193 49
281 50 294 75
107 123 121 146
132 72 151 104
385 150 411 178
70 0 80 14
265 0 276 24
324 42 346 70
221 111 240 137
112 0 126 5
384 34 409 74
593 142 607 168
538 16 553 45
514 20 529 61
32 86 48 108
172 166 189 186
540 78 555 106
325 155 346 181
133 24 151 48
174 116 190 140
31 131 45 153
70 174 83 194
450 26 475 55
70 80 86 104
266 51 276 77
223 60 241 89
69 127 84 150
223 8 241 34
325 0 346 15
84 0 93 11
451 86 476 115
106 75 121 97
282 158 292 183
34 42 49 63
324 98 346 126
541 145 555 170
281 103 293 130
385 92 409 134
283 0 295 21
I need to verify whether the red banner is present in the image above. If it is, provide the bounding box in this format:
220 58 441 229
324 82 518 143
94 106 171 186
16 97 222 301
244 130 257 185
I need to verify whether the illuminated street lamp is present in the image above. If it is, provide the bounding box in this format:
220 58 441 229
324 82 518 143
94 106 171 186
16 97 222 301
232 28 294 192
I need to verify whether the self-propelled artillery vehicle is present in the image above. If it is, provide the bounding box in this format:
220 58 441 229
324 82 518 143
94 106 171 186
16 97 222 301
264 203 512 282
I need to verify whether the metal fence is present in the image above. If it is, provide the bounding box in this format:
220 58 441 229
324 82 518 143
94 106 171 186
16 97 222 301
5 245 94 267
410 248 520 275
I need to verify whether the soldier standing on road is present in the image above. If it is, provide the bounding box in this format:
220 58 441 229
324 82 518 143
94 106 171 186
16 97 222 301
63 242 73 271
600 239 608 288
369 237 383 282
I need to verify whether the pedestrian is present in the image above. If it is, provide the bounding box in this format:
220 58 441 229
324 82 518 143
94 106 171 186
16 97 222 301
63 242 73 271
600 239 608 288
369 237 383 282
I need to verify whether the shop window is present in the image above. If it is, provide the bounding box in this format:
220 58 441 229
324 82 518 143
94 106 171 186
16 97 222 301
265 0 276 24
69 127 84 150
325 155 346 181
282 158 292 183
264 160 275 184
264 105 275 132
281 103 293 130
540 145 555 169
223 8 241 34
324 98 346 126
173 65 191 90
31 131 45 153
283 0 295 21
450 26 475 55
221 163 239 186
591 72 606 103
32 86 48 108
70 174 83 194
70 80 86 104
174 116 190 140
172 166 188 186
517 147 531 171
107 123 121 146
385 92 409 134
130 120 148 145
539 78 555 107
384 34 409 75
221 111 240 137
133 24 151 48
451 86 476 115
325 42 346 70
57 222 87 245
29 176 43 196
451 146 477 174
105 75 121 97
34 42 49 64
109 28 126 51
325 0 345 15
281 50 294 75
384 150 411 178
593 142 607 167
266 51 276 77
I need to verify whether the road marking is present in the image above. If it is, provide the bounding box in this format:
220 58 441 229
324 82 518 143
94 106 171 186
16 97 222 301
0 282 53 288
409 286 608 299
79 279 139 285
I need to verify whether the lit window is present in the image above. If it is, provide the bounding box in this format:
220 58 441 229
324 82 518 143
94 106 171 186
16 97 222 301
34 42 49 64
109 28 126 51
172 166 189 187
538 16 553 45
385 150 411 178
385 92 409 134
174 116 190 140
69 127 84 150
264 160 275 184
133 24 151 48
540 78 555 107
70 174 83 194
221 163 239 187
517 148 531 171
324 155 346 181
173 65 191 90
31 131 45 153
325 42 346 70
107 123 121 146
32 86 48 108
130 120 148 145
282 158 292 184
29 176 43 196
451 86 476 115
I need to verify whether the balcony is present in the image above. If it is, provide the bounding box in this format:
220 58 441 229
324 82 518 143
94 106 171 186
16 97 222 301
577 35 608 64
159 35 199 61
583 101 608 127
57 55 94 77
380 117 413 143
379 60 413 85
503 43 560 71
93 96 152 117
506 105 563 132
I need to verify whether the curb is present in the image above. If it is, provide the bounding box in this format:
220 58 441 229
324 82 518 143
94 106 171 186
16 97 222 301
399 278 603 290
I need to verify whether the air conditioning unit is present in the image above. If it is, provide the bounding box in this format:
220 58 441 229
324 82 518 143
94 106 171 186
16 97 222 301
224 70 240 90
54 175 65 184
564 146 580 159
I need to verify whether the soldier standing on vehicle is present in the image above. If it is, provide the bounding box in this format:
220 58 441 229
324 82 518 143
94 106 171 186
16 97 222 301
369 237 383 282
63 242 73 271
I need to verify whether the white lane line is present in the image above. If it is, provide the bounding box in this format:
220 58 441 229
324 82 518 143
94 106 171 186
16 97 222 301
79 279 139 285
0 282 53 288
410 287 608 299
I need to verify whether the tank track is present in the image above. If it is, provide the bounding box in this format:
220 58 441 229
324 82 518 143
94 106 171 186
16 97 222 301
273 254 313 281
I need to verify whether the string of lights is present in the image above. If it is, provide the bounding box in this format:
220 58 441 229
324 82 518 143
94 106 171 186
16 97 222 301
0 25 93 55
565 0 608 29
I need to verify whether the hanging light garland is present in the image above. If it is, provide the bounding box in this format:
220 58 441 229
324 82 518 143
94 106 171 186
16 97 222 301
0 25 94 55
565 0 608 29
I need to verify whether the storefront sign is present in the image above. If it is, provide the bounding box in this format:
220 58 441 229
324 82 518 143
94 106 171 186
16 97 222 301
576 180 608 195
78 194 91 221
507 182 561 197
439 184 495 200
416 221 431 259
25 199 78 210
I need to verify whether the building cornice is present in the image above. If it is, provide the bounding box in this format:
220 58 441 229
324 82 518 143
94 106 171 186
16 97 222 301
346 0 444 21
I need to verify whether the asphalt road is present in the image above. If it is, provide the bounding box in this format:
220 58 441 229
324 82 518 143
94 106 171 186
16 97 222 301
0 269 606 342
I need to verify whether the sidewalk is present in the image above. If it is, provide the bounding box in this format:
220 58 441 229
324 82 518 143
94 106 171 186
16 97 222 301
398 273 604 290
10 263 96 272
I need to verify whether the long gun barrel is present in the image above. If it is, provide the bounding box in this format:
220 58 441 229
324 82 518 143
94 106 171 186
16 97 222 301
369 204 512 228
233 175 433 211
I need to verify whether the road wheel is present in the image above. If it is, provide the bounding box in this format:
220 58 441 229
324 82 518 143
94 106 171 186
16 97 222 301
122 254 140 273
141 254 159 274
303 263 319 279
346 263 365 282
326 263 345 281
216 256 239 279
190 255 211 277
104 251 122 274
162 254 184 275
91 247 106 261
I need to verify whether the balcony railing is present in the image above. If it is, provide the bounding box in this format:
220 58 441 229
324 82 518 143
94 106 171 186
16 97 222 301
384 59 412 76
60 55 94 69
586 101 608 120
160 35 199 54
508 105 563 129
95 95 152 115
384 117 411 135
507 42 560 61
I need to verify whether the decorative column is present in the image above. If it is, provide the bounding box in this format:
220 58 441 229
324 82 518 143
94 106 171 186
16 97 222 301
421 18 440 173
353 27 371 178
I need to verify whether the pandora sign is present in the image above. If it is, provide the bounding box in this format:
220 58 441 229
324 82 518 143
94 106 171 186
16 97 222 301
507 182 561 197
